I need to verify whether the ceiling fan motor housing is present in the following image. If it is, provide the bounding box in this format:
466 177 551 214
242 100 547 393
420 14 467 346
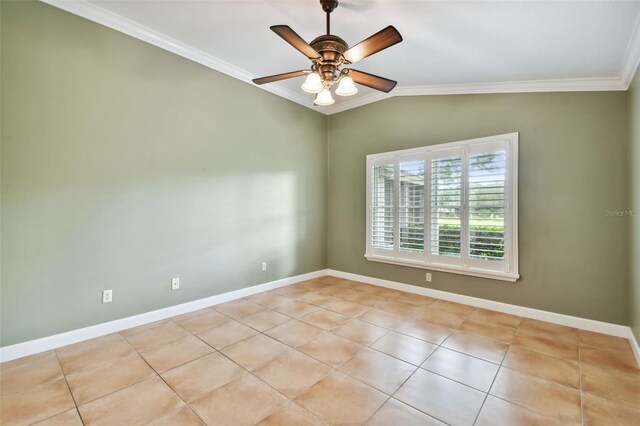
311 35 347 62
310 35 348 84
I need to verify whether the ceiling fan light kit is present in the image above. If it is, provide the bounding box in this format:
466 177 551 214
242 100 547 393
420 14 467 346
335 76 358 96
252 0 403 106
302 72 324 94
314 88 336 106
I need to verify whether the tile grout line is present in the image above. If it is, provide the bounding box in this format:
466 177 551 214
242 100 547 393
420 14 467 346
166 295 338 424
393 298 506 425
244 285 451 423
360 395 393 425
578 341 584 426
105 325 223 423
167 316 297 409
472 364 503 426
482 318 579 425
36 350 86 425
416 365 495 395
124 318 219 364
384 331 456 425
485 389 574 424
58 343 159 408
475 316 582 424
389 372 453 424
120 335 210 426
266 281 517 414
73 407 85 426
213 332 323 425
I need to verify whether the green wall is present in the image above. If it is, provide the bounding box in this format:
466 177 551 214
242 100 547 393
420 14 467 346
0 1 327 346
630 76 640 341
327 93 630 325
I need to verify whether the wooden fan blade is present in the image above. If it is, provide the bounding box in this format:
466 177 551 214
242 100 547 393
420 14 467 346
349 69 397 93
271 25 321 60
343 26 402 64
252 70 308 85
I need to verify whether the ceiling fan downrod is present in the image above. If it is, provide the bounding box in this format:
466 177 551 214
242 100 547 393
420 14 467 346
321 0 339 35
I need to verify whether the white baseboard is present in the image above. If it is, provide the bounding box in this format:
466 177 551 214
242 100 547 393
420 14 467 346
3 267 638 368
327 269 631 338
0 269 328 363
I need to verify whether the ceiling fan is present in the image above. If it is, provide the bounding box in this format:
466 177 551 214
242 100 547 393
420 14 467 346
252 0 402 106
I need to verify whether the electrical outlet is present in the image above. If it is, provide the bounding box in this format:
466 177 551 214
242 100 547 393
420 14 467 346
171 277 180 290
102 289 113 303
426 273 432 282
261 262 267 271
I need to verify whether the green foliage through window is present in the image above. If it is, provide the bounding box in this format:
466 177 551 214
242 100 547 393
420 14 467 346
400 224 505 259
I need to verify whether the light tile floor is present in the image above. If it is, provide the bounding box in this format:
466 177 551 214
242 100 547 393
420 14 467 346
1 276 639 425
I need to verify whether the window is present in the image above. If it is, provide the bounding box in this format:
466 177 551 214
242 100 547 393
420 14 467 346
366 133 519 282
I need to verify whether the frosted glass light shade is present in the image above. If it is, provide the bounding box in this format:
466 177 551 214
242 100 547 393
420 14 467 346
336 76 358 96
301 73 324 94
314 89 335 106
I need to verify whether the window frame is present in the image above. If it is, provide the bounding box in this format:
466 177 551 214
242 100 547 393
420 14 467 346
365 133 519 282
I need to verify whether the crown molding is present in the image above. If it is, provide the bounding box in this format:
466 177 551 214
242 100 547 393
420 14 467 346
40 0 640 115
40 0 316 112
325 76 628 114
322 77 627 114
395 77 627 96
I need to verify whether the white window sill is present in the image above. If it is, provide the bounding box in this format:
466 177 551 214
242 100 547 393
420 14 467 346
364 254 520 282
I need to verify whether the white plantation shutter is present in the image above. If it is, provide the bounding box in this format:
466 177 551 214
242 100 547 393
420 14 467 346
429 151 464 265
399 159 425 254
469 151 506 260
467 141 511 272
370 163 395 251
366 133 518 282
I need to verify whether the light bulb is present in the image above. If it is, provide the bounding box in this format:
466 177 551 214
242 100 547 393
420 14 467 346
336 76 358 96
314 89 335 106
301 73 324 94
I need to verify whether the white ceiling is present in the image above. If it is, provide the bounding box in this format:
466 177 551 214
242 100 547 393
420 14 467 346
45 0 640 114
